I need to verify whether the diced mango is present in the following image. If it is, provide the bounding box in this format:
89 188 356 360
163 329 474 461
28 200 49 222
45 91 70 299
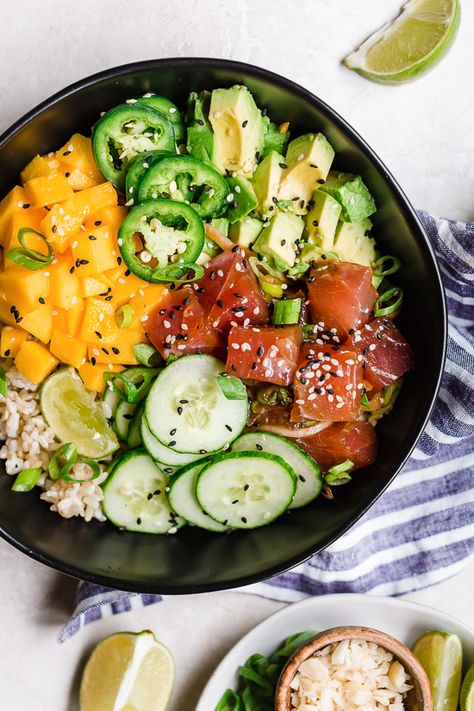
104 267 145 307
21 155 60 184
5 209 49 268
0 292 19 327
57 134 103 184
79 298 119 344
49 329 87 370
24 173 74 208
0 267 50 316
63 169 99 191
88 328 145 365
86 205 128 235
71 224 118 276
79 362 124 393
20 307 53 343
128 285 169 329
49 257 81 310
0 186 28 247
80 275 113 298
51 308 69 332
66 302 84 336
14 341 58 385
0 327 28 357
39 182 117 243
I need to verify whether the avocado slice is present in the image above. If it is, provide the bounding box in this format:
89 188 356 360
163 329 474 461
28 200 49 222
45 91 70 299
333 218 376 266
252 151 284 217
208 217 229 236
226 176 258 223
229 216 263 249
186 91 216 166
262 116 290 157
320 171 376 222
209 86 264 178
304 190 342 251
278 133 335 215
253 211 304 269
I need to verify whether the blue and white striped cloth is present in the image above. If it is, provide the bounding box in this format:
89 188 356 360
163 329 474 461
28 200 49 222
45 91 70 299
60 211 474 642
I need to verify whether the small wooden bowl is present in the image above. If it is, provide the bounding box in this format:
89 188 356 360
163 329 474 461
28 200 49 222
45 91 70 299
275 626 432 711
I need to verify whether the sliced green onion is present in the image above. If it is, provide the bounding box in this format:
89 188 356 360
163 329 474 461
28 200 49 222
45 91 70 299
48 442 78 480
216 373 247 400
325 459 354 486
372 255 401 278
152 262 204 283
133 343 162 367
259 276 284 299
104 367 160 403
11 467 42 492
60 458 101 483
361 391 370 407
374 287 404 317
302 324 318 343
272 298 301 325
7 227 54 270
166 353 178 365
256 385 291 406
116 304 134 329
0 365 8 397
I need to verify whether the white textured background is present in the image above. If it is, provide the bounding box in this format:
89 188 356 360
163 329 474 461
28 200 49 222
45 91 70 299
0 1 473 709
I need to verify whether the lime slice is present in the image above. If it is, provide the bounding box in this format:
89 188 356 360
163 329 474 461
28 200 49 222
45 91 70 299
461 663 474 711
412 630 463 711
40 367 118 459
343 0 460 84
80 630 174 711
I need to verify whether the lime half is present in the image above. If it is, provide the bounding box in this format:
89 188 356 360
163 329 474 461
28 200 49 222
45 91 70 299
80 630 174 711
40 368 118 458
461 663 474 711
343 0 460 84
412 630 463 711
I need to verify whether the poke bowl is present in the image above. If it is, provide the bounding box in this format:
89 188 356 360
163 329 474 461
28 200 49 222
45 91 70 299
0 58 446 593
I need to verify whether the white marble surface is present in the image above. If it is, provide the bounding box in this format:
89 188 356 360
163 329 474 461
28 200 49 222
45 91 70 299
0 1 473 708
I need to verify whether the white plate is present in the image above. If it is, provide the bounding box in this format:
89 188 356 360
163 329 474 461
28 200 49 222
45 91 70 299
196 593 474 710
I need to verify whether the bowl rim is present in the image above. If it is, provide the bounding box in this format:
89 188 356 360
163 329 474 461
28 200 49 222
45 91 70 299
0 57 447 593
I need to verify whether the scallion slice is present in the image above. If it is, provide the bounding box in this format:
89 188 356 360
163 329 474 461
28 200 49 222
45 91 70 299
116 304 134 329
259 276 284 299
216 373 247 400
11 467 42 492
6 228 54 270
374 287 404 317
361 391 370 407
48 442 78 480
0 366 8 397
104 367 159 403
272 298 301 326
325 459 354 486
60 458 101 483
152 262 204 283
372 255 401 278
133 343 162 367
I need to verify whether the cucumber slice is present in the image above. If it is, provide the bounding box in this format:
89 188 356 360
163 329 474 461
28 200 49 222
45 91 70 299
140 416 208 472
145 355 248 454
196 452 296 529
168 460 228 533
231 431 322 509
40 368 119 459
114 400 137 441
102 383 122 419
127 403 144 449
102 450 185 534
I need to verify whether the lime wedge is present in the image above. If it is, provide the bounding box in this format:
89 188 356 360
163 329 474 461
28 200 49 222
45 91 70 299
80 630 174 711
40 367 118 458
343 0 460 84
412 630 463 711
461 663 474 711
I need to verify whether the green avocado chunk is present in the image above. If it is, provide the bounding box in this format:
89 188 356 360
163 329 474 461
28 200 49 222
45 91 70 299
333 218 376 266
209 86 264 178
320 171 376 222
304 190 342 250
252 150 284 217
278 133 335 215
253 211 304 269
229 216 263 248
226 176 258 223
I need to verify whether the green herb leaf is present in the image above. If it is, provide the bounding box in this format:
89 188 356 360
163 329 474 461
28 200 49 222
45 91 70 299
11 467 42 492
217 374 247 400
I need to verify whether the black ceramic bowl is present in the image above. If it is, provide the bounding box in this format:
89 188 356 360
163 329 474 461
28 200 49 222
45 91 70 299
0 59 446 593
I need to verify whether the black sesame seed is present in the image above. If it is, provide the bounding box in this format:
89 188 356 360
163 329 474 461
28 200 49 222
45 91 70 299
180 399 189 404
272 196 278 204
300 377 307 384
199 449 207 454
147 493 153 500
51 225 57 233
216 299 224 307
15 316 23 323
231 245 239 253
256 443 263 451
4 349 10 357
123 413 134 420
268 205 274 212
91 357 96 365
159 308 166 315
315 388 323 394
299 475 306 482
232 499 239 505
312 220 319 227
231 364 237 372
22 203 30 209
255 151 260 161
117 257 122 265
125 269 131 277
244 484 249 491
168 440 176 447
251 362 257 370
105 295 113 301
111 347 120 355
94 220 102 226
376 333 383 341
242 120 248 127
102 348 110 355
95 331 103 339
88 234 97 241
257 346 264 356
317 179 325 184
162 191 171 199
196 118 204 126
281 239 286 246
241 517 247 524
363 347 369 355
170 428 177 436
154 490 161 496
38 297 45 305
225 424 232 432
279 162 287 169
183 296 190 305
326 387 334 394
136 517 142 525
63 150 71 156
300 200 305 209
164 468 173 474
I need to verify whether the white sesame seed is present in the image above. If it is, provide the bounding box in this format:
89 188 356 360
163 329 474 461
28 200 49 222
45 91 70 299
231 343 240 350
169 180 178 192
369 343 377 351
72 241 79 248
141 314 149 322
163 320 171 328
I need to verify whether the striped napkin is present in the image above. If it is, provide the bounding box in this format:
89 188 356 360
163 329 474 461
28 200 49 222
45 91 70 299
60 211 474 642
